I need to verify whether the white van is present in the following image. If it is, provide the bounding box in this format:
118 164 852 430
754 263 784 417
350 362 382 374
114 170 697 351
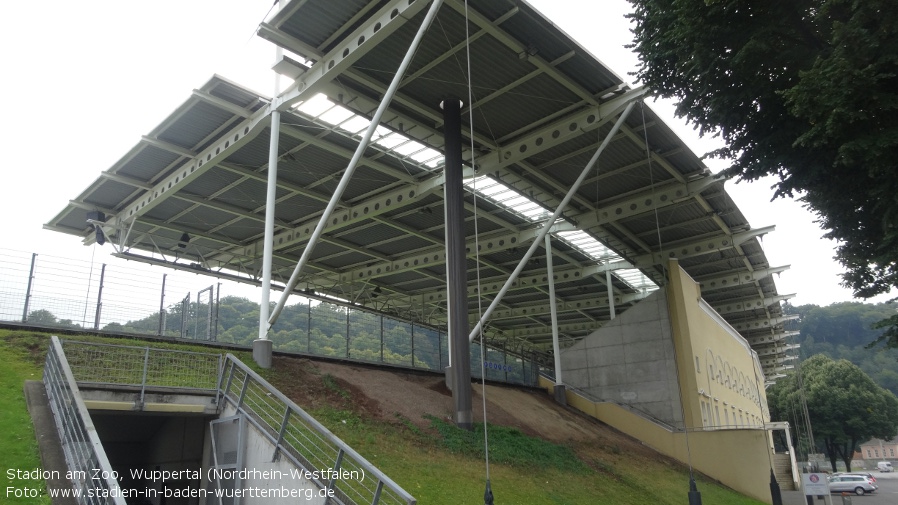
877 461 893 472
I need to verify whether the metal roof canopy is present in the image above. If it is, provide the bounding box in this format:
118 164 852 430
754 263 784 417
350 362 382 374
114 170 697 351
46 0 795 377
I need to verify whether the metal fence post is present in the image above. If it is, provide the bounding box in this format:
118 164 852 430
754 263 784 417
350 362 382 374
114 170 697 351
93 264 106 330
139 347 150 408
345 307 350 358
327 449 345 497
503 344 508 382
411 324 415 368
158 273 167 336
223 358 236 401
380 315 384 362
237 372 250 410
180 293 190 339
22 253 37 322
372 481 384 505
213 282 221 341
214 354 224 406
197 285 213 340
272 406 292 462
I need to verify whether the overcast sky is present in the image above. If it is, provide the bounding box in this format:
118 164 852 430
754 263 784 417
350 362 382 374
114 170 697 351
0 0 890 308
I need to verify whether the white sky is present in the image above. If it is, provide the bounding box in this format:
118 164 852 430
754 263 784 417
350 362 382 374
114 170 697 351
0 0 890 308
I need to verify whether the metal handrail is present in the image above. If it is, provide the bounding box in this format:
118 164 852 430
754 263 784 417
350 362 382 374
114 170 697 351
219 353 417 505
61 339 222 395
43 336 126 505
542 374 681 432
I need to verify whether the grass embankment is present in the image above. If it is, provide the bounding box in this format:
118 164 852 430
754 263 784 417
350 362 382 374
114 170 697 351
0 330 765 505
311 406 764 505
1 331 51 505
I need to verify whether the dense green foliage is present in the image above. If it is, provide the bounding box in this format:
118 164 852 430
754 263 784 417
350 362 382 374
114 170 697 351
26 309 81 329
768 354 898 471
100 295 445 370
786 302 898 396
627 0 898 337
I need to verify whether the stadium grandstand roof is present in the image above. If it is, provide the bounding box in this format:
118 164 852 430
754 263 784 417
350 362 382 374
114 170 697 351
46 0 796 379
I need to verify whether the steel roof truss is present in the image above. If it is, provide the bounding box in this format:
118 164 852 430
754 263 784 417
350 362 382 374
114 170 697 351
97 111 270 240
731 315 798 333
273 0 432 111
696 265 790 293
712 293 795 316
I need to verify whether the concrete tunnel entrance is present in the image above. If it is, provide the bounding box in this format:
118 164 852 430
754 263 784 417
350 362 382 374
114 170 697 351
74 376 222 505
41 337 417 505
89 411 214 505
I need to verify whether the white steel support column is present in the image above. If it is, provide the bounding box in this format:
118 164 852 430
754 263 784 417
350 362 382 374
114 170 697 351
469 101 637 342
545 235 566 405
606 269 616 320
267 0 445 328
255 4 283 369
254 111 279 368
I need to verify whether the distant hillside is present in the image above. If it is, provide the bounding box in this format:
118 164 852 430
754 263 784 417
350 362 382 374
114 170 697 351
102 295 442 370
786 302 898 395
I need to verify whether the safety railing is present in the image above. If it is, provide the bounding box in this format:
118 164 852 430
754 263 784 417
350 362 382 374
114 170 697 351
218 353 417 505
540 372 681 432
61 340 222 406
43 336 126 505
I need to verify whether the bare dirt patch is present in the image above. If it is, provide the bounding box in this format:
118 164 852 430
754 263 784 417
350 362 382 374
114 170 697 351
268 354 669 465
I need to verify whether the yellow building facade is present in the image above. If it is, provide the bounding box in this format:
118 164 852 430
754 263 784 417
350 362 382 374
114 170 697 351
547 260 790 504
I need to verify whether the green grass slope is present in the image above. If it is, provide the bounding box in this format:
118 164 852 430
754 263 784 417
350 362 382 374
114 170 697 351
0 330 765 505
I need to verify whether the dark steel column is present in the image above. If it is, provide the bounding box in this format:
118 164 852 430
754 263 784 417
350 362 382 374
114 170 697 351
442 97 472 430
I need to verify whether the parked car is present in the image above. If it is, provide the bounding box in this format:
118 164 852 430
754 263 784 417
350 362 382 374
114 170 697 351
832 471 876 483
877 461 893 472
827 474 878 495
844 472 876 483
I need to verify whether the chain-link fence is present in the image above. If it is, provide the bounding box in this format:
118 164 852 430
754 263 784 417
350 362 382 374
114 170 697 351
1 248 548 386
0 248 221 339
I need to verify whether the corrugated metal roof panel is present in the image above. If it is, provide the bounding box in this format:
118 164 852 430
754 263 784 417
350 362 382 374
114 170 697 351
115 145 183 181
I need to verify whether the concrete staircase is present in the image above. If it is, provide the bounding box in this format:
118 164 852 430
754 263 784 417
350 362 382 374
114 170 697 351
773 453 796 490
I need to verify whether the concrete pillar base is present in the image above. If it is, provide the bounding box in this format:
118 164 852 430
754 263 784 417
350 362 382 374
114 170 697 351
444 365 454 391
553 384 567 406
253 339 273 369
454 416 473 431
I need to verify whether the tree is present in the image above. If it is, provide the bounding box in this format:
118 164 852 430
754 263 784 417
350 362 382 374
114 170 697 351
793 302 896 348
627 0 898 342
768 354 898 471
27 309 81 329
782 301 898 396
27 309 60 325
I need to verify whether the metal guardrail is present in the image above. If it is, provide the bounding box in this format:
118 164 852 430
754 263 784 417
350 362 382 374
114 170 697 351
540 371 682 432
218 353 417 505
43 336 126 505
61 340 222 405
